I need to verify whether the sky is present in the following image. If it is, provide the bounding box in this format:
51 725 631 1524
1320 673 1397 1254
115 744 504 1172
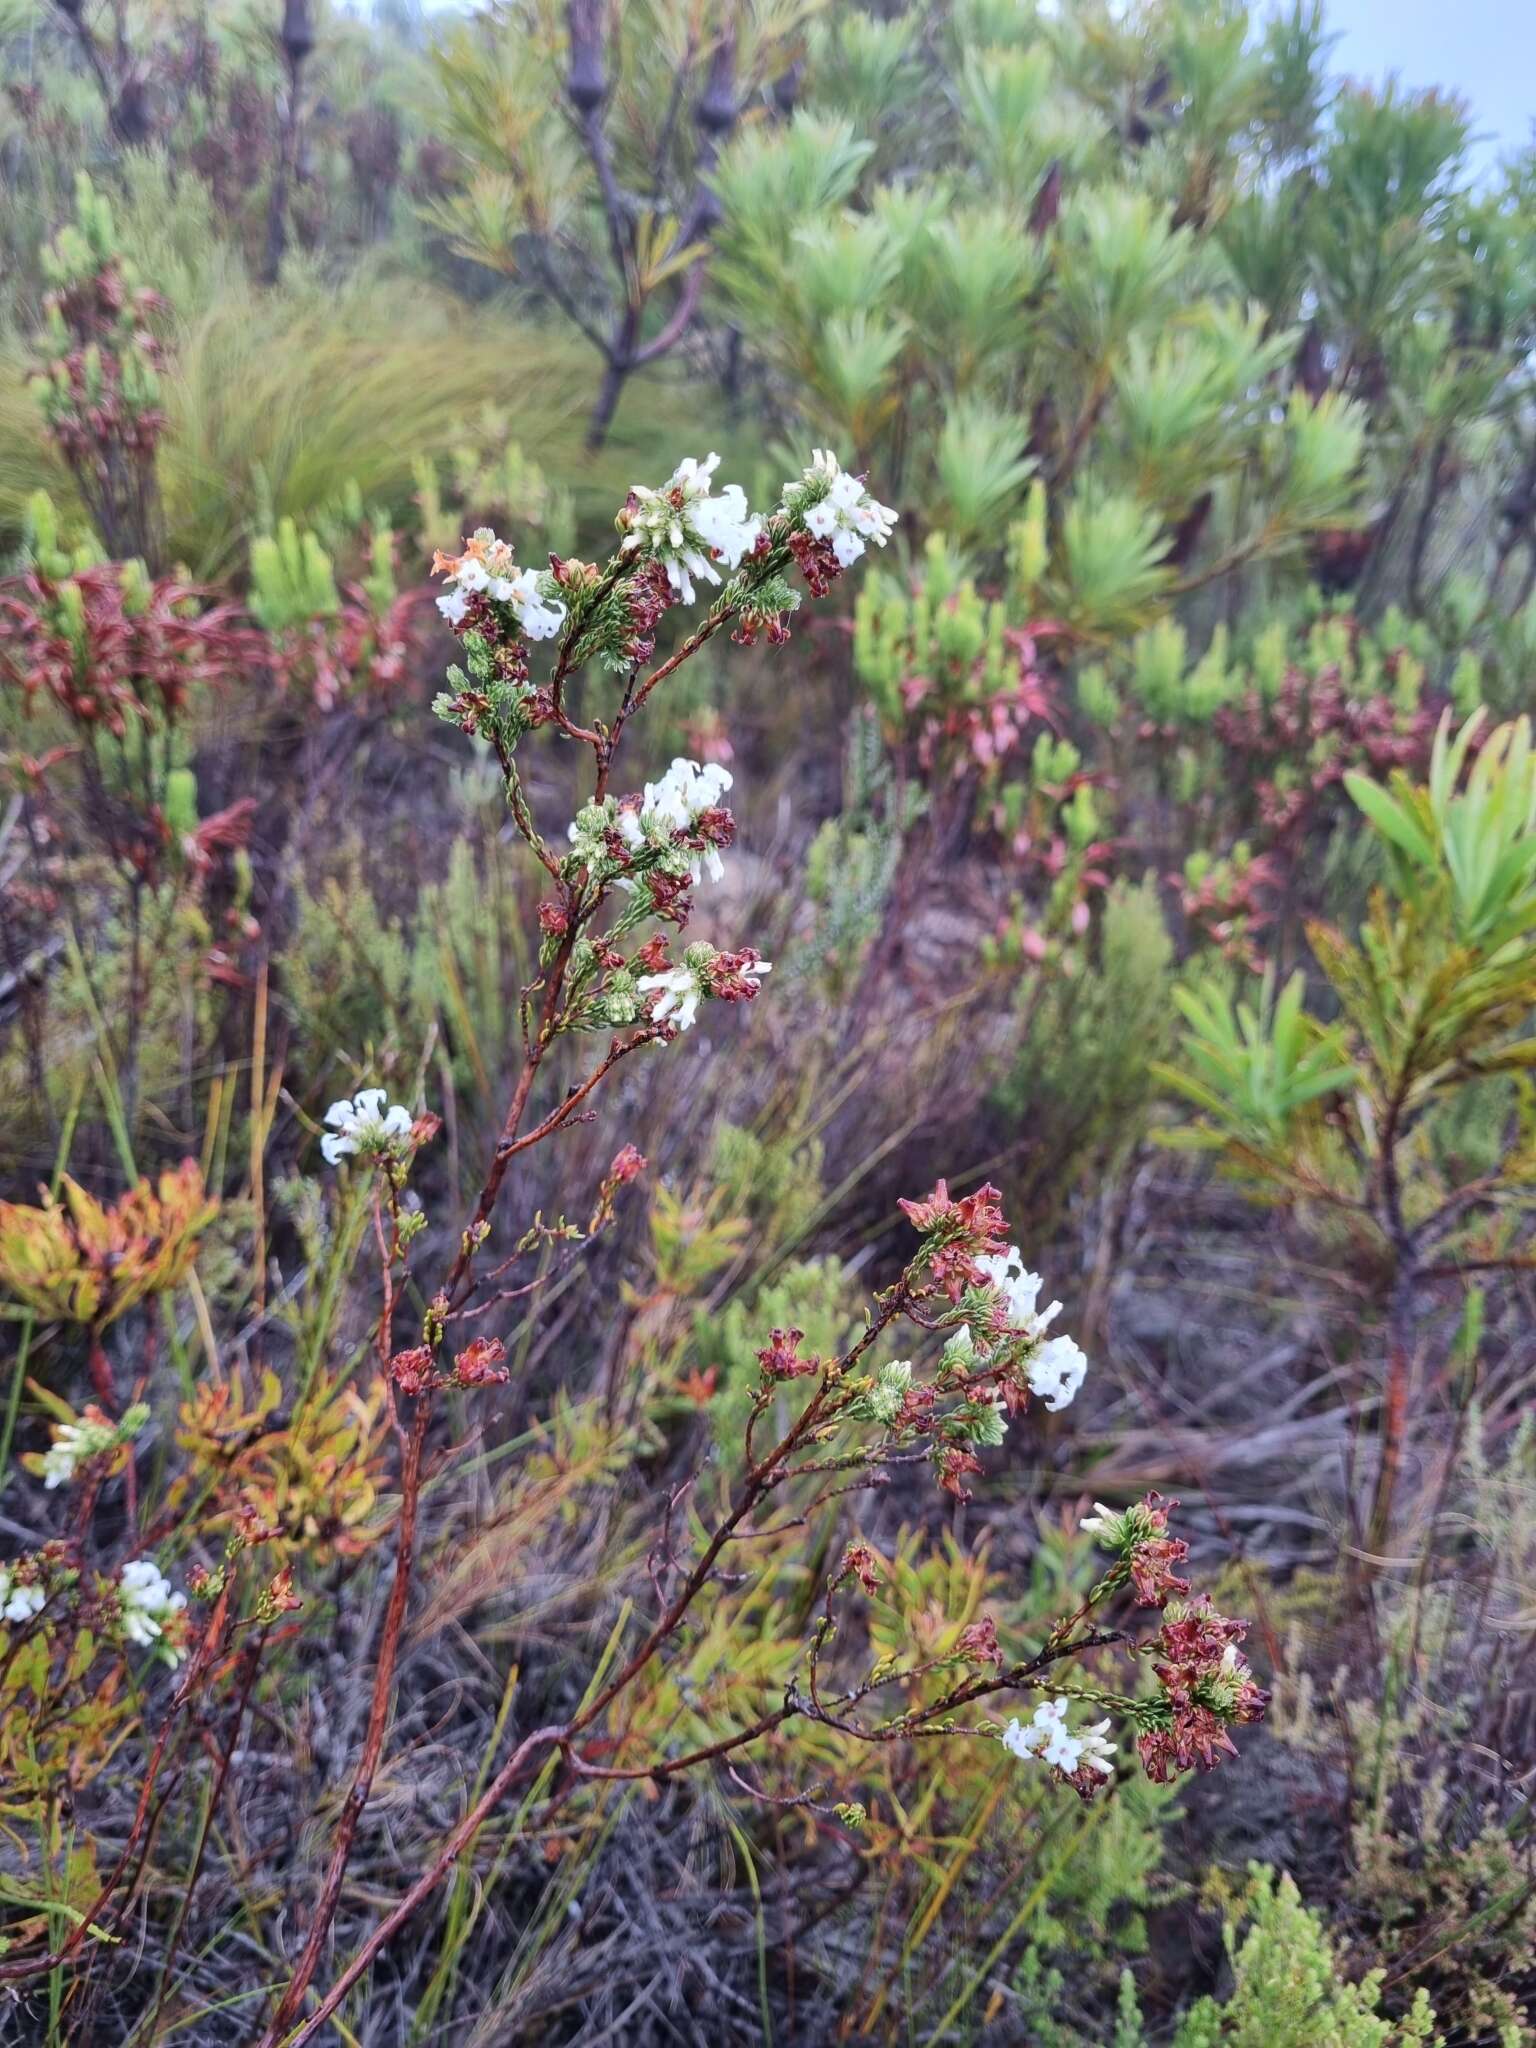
1317 0 1534 168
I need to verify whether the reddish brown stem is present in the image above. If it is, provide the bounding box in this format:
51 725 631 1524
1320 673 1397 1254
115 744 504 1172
255 1404 429 2041
259 534 808 2037
258 642 624 2041
87 1325 115 1410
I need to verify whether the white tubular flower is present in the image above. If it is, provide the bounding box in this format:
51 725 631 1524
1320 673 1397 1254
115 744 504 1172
42 1423 87 1489
1002 1698 1113 1777
321 1087 414 1166
621 454 762 604
1002 1698 1075 1767
42 1419 112 1490
0 1566 46 1625
975 1246 1062 1339
970 1247 1087 1411
642 758 733 834
1079 1500 1123 1542
788 449 898 568
636 964 702 1032
118 1558 187 1655
1041 1721 1084 1773
495 566 567 640
692 483 761 567
1028 1334 1088 1413
1076 1719 1118 1777
434 529 567 640
616 758 735 883
999 1716 1037 1762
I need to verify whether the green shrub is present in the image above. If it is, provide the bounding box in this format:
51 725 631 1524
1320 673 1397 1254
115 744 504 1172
996 877 1176 1225
1165 1868 1440 2047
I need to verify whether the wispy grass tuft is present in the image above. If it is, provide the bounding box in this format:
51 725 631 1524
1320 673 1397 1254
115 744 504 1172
2 258 726 576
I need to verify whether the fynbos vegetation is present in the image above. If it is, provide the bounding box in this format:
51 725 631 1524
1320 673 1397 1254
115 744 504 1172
2 1 1534 2043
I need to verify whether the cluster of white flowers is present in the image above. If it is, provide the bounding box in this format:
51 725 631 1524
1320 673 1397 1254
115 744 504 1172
636 963 703 1033
321 1088 414 1166
1002 1698 1116 1779
791 449 898 568
435 530 567 639
616 757 733 883
635 944 772 1034
567 758 736 888
118 1558 187 1656
0 1564 45 1625
971 1246 1088 1412
42 1416 112 1489
622 454 762 604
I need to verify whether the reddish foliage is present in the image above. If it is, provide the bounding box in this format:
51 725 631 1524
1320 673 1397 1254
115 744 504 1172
389 1347 435 1398
937 1445 984 1499
1214 665 1443 843
1 566 259 734
267 586 426 712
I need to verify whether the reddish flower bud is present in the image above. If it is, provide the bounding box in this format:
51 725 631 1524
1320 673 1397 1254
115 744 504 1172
895 1382 937 1431
899 1180 1010 1301
648 870 694 924
788 527 843 598
234 1501 282 1545
756 1327 819 1379
259 1566 304 1621
705 946 770 1003
691 805 736 849
841 1542 881 1595
937 1445 984 1500
957 1615 1004 1667
453 1336 509 1388
390 1345 435 1397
